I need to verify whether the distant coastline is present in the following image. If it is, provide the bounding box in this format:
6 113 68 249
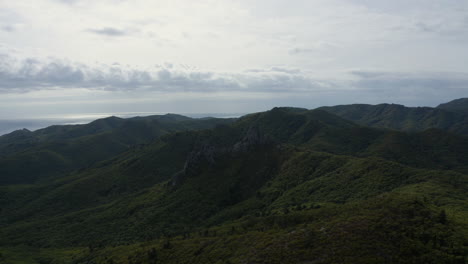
0 112 245 136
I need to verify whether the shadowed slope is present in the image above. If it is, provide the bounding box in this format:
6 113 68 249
319 103 468 135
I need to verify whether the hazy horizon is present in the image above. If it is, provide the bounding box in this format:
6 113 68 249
1 96 465 136
0 111 247 136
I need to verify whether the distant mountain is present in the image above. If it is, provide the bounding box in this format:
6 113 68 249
233 108 468 173
437 98 468 114
0 114 234 185
319 101 468 135
0 106 466 263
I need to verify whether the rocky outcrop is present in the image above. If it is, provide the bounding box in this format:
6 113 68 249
170 126 273 186
232 126 270 153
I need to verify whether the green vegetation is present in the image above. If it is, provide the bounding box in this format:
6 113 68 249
0 100 467 263
319 101 468 136
0 114 234 185
437 98 468 114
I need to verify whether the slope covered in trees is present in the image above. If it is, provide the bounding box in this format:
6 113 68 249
0 102 467 263
319 101 468 136
0 114 234 185
437 98 468 114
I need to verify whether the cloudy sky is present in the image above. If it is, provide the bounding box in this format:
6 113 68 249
1 0 468 118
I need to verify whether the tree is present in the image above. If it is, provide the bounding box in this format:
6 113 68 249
438 209 447 224
148 247 158 263
163 239 172 249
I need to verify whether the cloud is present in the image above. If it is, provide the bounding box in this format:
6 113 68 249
245 67 301 74
56 0 78 4
347 70 468 105
288 48 315 55
86 27 133 37
56 0 123 5
0 8 23 33
350 70 468 90
288 42 336 55
0 56 85 90
1 25 14 32
1 54 467 109
0 54 330 94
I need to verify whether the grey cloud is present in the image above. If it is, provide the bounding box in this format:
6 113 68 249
349 0 468 14
0 55 330 94
238 73 318 92
57 0 79 4
1 55 468 103
0 57 86 90
57 0 125 5
349 71 468 105
1 25 14 32
86 27 132 37
415 22 438 33
0 8 22 32
0 8 21 21
289 41 337 55
245 67 301 74
350 71 387 79
351 70 459 80
270 67 301 74
288 48 314 55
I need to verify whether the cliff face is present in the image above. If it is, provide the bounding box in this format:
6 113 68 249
171 126 272 186
232 126 270 153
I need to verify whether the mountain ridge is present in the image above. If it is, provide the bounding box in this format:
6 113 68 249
437 98 468 114
318 100 468 135
0 99 467 263
0 114 235 185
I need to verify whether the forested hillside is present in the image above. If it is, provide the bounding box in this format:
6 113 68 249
0 114 234 185
437 98 468 114
0 102 466 264
319 99 468 136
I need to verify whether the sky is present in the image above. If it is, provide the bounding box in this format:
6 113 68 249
1 0 468 119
